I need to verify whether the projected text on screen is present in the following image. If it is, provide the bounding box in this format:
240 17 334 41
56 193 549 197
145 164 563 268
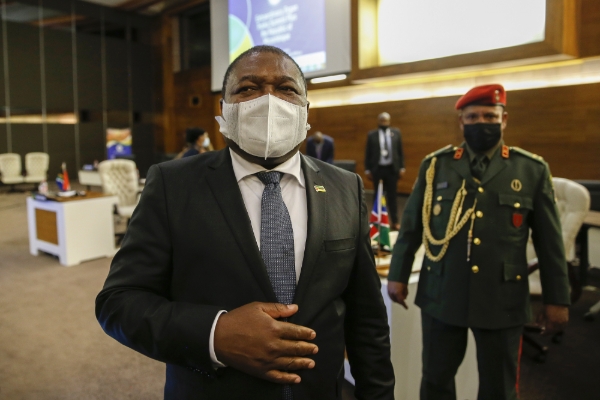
229 0 326 73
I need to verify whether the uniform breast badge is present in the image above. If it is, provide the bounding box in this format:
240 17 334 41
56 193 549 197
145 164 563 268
433 204 442 216
513 213 523 228
511 179 522 192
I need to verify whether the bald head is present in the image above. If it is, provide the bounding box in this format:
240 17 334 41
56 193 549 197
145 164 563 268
313 131 324 143
378 112 391 128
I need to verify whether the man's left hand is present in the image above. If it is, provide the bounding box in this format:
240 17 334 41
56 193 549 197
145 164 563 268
541 304 569 333
399 168 405 179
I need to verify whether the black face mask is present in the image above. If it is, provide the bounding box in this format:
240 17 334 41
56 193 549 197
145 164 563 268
379 125 389 131
463 123 502 152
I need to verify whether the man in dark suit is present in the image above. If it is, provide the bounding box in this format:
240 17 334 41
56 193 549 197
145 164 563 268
306 131 334 164
387 84 570 399
364 113 405 230
96 45 394 400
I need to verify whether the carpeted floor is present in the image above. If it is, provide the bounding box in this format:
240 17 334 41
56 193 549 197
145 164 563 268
519 270 600 400
0 190 164 399
1 188 599 399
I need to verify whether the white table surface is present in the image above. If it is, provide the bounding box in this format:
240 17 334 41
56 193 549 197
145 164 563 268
27 195 119 266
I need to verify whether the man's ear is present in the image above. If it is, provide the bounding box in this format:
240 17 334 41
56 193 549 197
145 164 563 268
501 111 508 130
457 113 464 131
219 98 224 114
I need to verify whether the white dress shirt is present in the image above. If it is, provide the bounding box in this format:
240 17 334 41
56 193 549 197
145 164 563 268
378 128 393 166
209 149 308 367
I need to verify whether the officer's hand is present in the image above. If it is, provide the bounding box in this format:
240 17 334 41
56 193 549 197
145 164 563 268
540 304 569 333
388 281 409 309
365 171 373 181
214 302 318 384
399 168 406 179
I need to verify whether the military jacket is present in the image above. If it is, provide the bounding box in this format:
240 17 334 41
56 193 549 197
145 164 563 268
388 143 571 329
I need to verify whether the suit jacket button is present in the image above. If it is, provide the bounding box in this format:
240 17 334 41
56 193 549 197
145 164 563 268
473 238 481 245
427 266 431 271
514 202 521 208
472 265 479 273
476 211 483 218
436 196 442 201
478 187 484 193
516 275 522 281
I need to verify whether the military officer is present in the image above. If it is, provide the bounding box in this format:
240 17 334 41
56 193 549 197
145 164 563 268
387 84 570 400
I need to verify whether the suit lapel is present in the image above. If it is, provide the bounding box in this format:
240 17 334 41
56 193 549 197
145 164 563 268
449 147 478 187
205 149 277 302
293 155 326 307
481 149 507 185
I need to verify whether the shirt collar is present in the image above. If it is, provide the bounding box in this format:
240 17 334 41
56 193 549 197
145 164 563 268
465 140 503 162
229 148 305 188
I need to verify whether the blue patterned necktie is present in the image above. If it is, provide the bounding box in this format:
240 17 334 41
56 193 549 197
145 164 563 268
256 171 296 400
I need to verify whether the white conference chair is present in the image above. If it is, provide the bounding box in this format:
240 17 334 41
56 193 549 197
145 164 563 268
24 152 50 185
0 153 25 191
525 177 590 361
98 159 140 244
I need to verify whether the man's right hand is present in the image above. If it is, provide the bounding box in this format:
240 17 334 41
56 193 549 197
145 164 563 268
214 302 318 384
388 281 409 309
365 171 373 181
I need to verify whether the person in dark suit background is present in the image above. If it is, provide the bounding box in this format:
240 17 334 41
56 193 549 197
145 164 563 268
305 131 334 164
387 84 570 399
364 112 405 230
96 45 394 400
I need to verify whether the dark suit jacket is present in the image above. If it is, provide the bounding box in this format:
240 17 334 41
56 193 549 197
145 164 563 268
96 149 394 399
306 135 335 164
364 128 405 175
388 144 570 329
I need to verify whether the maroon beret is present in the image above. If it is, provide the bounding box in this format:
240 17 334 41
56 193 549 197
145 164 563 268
455 84 506 110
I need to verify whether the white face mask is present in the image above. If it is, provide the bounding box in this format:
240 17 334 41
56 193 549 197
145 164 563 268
215 94 310 159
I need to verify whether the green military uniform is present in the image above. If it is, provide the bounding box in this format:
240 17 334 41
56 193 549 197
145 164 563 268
388 142 571 399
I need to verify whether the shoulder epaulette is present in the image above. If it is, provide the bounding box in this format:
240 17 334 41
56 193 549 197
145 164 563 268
510 146 546 164
424 144 454 160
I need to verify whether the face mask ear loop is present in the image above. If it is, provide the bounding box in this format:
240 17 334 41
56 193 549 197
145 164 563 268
264 94 273 159
294 104 301 147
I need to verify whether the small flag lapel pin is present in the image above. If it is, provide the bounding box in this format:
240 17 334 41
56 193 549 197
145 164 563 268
314 185 326 193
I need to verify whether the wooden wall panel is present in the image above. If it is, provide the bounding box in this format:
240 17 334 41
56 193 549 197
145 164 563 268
0 125 6 154
305 83 600 194
47 125 77 178
7 22 42 110
170 66 221 154
44 28 74 111
580 0 600 57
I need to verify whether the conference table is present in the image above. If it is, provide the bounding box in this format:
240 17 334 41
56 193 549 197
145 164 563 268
27 192 119 266
344 235 479 399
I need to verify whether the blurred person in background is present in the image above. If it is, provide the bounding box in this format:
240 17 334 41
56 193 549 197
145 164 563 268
364 112 405 231
305 131 334 164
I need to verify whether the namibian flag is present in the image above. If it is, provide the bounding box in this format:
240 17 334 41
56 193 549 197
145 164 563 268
369 180 391 250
